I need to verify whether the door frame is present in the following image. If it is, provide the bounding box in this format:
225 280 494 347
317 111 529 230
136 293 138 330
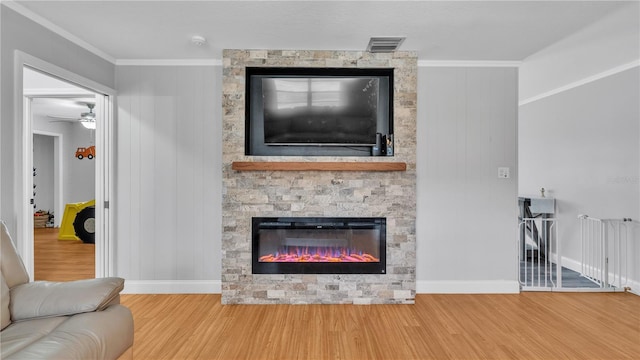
15 51 116 279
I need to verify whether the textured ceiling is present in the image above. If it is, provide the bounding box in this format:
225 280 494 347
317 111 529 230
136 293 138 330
9 1 633 62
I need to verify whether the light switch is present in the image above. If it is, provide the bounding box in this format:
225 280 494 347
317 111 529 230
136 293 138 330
498 167 510 179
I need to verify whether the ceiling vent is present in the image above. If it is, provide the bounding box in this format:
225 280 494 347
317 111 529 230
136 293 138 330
366 37 406 53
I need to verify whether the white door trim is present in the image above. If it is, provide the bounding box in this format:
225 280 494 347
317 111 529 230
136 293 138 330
94 93 114 277
20 95 34 280
15 50 116 279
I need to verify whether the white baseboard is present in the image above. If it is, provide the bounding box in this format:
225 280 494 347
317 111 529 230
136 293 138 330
558 255 582 273
417 280 520 294
121 278 637 296
122 280 221 294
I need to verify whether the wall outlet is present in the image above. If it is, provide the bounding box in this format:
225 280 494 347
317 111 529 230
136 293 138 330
498 167 510 179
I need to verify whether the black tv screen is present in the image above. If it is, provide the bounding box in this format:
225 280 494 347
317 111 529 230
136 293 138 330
263 77 379 145
246 67 393 156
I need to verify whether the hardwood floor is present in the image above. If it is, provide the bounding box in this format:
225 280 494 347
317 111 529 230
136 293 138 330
34 227 94 281
120 292 640 360
34 228 639 359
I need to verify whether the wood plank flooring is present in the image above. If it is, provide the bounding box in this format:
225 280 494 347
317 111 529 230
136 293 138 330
34 227 94 281
120 292 640 360
34 228 639 359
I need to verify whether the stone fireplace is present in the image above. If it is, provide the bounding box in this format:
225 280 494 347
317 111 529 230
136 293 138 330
222 50 417 304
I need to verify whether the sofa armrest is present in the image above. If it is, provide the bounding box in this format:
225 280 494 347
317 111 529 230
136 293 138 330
9 277 124 322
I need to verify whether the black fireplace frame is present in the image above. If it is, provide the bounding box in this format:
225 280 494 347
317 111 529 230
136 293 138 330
252 217 386 274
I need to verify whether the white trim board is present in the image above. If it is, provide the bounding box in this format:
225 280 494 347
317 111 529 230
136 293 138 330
124 280 522 295
18 52 116 96
519 60 640 106
418 60 521 68
24 89 94 97
122 280 221 294
416 280 520 294
116 59 222 66
124 59 513 68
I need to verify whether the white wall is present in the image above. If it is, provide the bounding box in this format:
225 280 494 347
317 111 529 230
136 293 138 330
519 2 640 289
33 134 54 213
519 67 639 279
416 66 519 293
66 124 96 203
0 5 114 240
112 64 519 294
115 65 221 292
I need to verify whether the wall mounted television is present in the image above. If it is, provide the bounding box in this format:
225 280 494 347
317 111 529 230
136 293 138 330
245 67 394 156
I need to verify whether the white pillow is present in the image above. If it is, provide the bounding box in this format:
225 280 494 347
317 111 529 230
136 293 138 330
1 275 11 330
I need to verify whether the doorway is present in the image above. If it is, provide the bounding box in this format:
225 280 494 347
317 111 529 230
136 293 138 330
17 52 115 280
29 91 98 280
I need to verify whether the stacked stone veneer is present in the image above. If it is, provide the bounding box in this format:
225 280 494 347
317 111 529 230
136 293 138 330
222 50 417 304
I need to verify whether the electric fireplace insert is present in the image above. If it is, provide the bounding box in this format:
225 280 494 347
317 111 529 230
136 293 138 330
252 217 386 274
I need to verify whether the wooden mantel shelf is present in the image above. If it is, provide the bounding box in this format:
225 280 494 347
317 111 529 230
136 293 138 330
232 161 407 172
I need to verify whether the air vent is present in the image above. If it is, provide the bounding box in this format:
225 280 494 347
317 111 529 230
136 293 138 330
366 37 406 53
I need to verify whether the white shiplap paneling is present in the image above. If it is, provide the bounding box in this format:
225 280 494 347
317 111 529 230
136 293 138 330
154 67 178 279
115 66 220 283
115 73 132 278
416 67 518 287
116 64 517 293
138 67 157 280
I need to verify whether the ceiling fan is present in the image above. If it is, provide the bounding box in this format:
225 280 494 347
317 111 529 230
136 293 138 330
47 103 96 129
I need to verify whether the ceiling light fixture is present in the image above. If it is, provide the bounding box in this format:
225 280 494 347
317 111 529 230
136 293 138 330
366 37 406 53
191 35 207 46
81 120 96 130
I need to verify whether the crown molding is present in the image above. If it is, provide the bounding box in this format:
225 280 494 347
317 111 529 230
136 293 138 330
519 59 640 106
115 59 222 66
23 88 94 97
3 1 117 64
418 60 521 68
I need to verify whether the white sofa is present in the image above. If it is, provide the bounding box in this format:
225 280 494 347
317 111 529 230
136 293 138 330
1 221 134 359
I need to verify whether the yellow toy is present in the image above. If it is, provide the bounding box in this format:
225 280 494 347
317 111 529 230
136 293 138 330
58 199 95 242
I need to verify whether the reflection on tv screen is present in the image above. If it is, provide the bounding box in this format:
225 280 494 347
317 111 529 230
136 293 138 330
262 77 379 145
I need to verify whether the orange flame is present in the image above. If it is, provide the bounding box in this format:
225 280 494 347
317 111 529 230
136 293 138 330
259 247 379 263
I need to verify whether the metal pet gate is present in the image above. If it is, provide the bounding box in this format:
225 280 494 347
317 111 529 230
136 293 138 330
519 217 560 289
518 196 561 290
518 194 638 292
578 215 638 290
